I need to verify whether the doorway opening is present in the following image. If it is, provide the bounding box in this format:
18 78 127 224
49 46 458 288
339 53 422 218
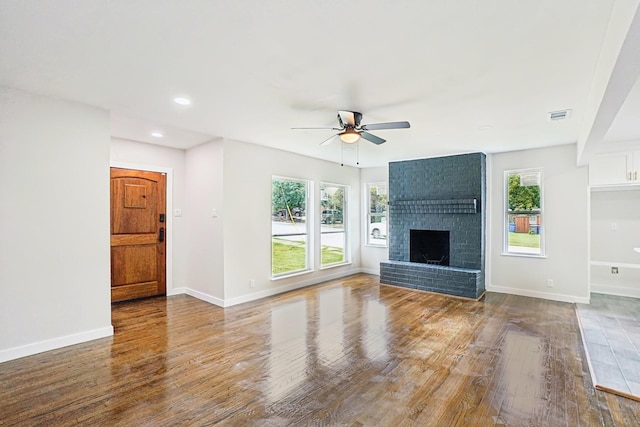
110 165 170 302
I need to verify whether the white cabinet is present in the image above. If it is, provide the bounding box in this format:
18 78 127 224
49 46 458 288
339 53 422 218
589 151 640 186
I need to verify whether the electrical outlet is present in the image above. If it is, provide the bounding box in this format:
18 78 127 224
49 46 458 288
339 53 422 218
250 279 255 288
611 267 619 274
611 223 618 231
546 279 554 288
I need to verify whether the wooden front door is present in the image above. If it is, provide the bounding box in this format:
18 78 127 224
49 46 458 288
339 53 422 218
110 168 166 302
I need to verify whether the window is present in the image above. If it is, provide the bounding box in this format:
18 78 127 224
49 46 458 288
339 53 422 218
320 183 347 266
366 183 388 246
504 169 544 256
272 177 310 277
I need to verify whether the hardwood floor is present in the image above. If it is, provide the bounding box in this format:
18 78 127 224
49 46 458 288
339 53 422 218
2 274 640 426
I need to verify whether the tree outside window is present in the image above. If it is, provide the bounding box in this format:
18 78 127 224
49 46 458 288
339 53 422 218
505 170 544 256
367 183 388 246
272 177 310 276
320 183 347 266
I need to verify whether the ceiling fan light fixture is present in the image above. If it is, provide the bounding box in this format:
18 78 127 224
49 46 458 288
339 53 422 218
293 110 409 148
339 129 360 143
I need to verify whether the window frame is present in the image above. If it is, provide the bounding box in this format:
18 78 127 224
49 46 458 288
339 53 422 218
365 182 388 247
320 181 350 268
503 168 545 257
271 176 312 278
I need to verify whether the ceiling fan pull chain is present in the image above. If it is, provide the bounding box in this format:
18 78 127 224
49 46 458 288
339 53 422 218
357 140 360 166
341 141 344 167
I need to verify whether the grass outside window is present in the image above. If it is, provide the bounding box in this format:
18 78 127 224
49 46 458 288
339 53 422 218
508 232 540 248
271 240 344 275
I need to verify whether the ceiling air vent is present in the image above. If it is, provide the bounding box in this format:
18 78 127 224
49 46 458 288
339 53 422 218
547 109 572 121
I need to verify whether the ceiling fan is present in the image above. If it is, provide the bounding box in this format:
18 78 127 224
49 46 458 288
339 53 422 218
293 110 410 146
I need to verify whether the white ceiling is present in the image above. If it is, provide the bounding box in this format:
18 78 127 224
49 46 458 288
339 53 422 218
1 1 639 167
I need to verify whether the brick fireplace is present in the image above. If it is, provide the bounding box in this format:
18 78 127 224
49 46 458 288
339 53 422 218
380 153 486 299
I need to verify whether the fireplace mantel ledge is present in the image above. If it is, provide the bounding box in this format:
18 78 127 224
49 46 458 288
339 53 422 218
389 198 478 214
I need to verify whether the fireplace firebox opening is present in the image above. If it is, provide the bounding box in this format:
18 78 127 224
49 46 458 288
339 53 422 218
410 230 450 266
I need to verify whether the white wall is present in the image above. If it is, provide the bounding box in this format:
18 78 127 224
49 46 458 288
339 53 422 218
221 139 362 304
110 138 187 294
184 139 226 304
0 87 596 365
110 136 364 307
591 188 640 296
0 87 113 362
488 144 590 303
360 166 389 274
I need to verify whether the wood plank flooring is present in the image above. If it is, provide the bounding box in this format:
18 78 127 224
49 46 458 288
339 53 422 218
2 274 640 426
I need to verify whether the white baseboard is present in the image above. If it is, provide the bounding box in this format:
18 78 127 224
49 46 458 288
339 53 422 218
185 288 225 307
487 284 590 304
0 326 114 364
225 268 365 307
359 267 380 276
222 282 309 307
167 287 187 296
591 284 640 299
185 268 364 308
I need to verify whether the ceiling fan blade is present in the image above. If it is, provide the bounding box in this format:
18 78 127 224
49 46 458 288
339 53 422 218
319 134 339 146
360 132 386 145
361 121 410 131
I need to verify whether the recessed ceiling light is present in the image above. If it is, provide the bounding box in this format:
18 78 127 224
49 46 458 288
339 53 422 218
478 125 493 131
151 131 164 138
174 97 191 106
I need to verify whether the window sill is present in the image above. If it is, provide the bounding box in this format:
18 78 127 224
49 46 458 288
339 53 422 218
501 252 547 259
271 269 314 281
320 261 352 271
364 244 388 248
